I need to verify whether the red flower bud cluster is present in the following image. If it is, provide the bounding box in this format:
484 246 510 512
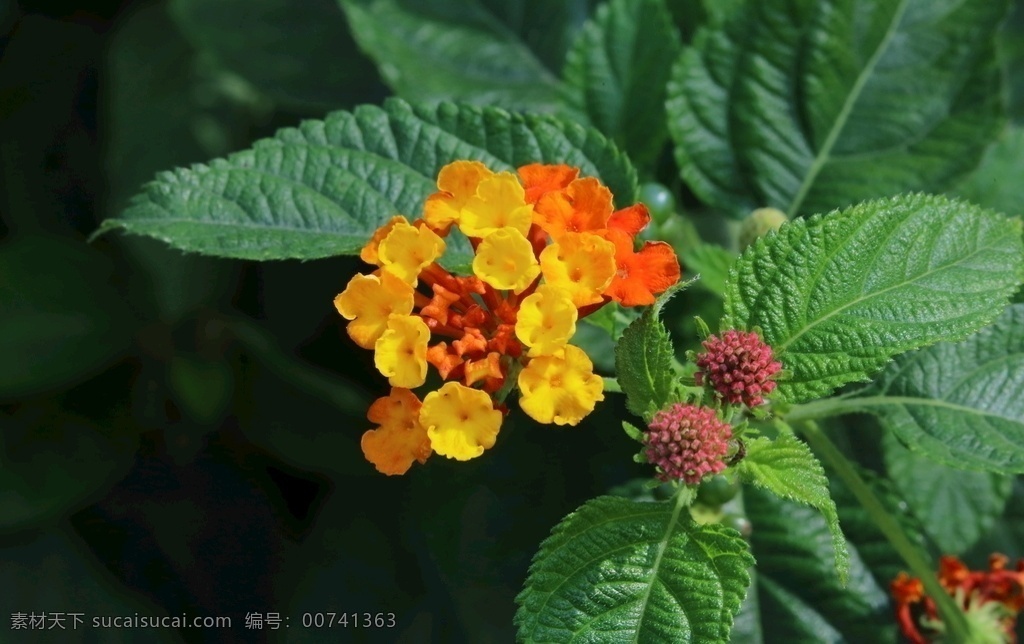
644 403 732 485
695 330 781 407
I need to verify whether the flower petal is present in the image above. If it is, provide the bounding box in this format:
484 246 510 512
374 314 430 388
515 285 577 357
421 382 502 460
361 388 431 476
472 227 541 293
334 271 415 349
517 345 604 425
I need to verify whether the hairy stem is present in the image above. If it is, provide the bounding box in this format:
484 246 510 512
797 421 971 643
603 376 623 393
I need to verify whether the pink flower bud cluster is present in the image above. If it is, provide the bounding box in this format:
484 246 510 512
644 404 732 485
695 330 781 407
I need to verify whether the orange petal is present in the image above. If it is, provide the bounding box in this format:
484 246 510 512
608 204 650 237
605 241 681 307
518 163 578 204
533 177 612 239
361 388 431 476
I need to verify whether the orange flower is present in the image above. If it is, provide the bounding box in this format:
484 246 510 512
892 554 1024 643
602 228 681 307
360 388 431 476
532 177 613 240
518 163 578 204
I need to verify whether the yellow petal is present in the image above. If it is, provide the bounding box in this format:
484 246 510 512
517 345 604 425
374 315 430 388
378 221 446 285
459 172 534 238
334 272 415 349
471 227 540 293
515 285 577 357
539 232 616 307
360 216 408 265
420 382 501 461
423 161 494 233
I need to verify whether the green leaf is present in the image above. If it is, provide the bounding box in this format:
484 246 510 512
681 242 735 296
966 476 1024 562
744 486 896 643
516 495 753 643
564 0 682 167
882 431 1012 554
739 434 850 583
95 98 637 266
615 281 690 417
105 4 245 323
577 303 641 374
723 194 1024 403
667 0 1007 218
0 236 135 398
170 0 380 110
338 0 576 113
955 125 1024 217
846 303 1024 473
830 465 927 594
580 302 641 338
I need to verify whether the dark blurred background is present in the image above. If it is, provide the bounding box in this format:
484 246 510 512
0 1 654 641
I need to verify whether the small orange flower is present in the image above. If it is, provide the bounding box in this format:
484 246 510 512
533 177 613 240
518 163 578 204
603 228 681 307
360 388 431 476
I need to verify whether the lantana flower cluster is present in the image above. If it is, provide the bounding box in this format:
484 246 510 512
336 160 681 475
892 554 1024 643
643 330 780 484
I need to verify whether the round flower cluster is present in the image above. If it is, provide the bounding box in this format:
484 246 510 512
336 160 681 475
644 403 732 484
892 554 1024 643
695 330 781 407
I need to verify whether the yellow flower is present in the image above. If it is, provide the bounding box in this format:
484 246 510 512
374 315 430 388
420 381 502 460
378 220 446 285
459 172 534 238
515 285 577 357
518 344 604 426
423 160 493 233
472 227 541 293
360 388 431 476
539 232 616 307
334 271 415 349
360 215 407 265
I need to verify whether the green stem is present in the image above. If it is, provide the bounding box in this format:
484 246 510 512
603 376 623 394
783 393 865 423
797 421 971 643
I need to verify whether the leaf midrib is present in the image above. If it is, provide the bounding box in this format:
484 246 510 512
631 490 689 644
785 0 911 217
778 242 992 352
852 395 1024 425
